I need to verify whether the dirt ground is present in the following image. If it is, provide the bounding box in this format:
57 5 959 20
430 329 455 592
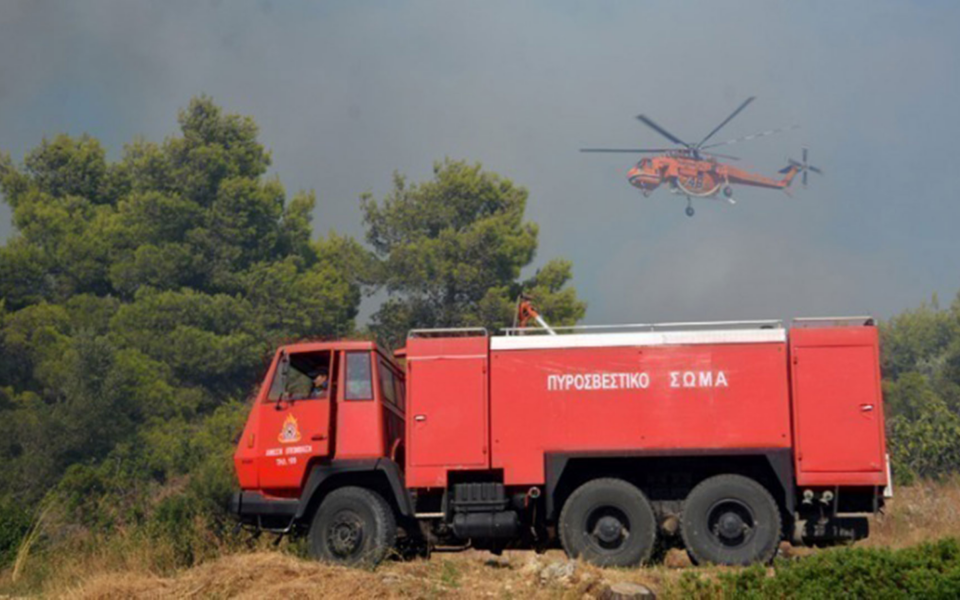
53 549 669 600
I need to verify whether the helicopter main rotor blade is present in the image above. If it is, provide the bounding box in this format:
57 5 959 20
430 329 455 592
702 124 800 150
701 151 741 161
580 148 676 153
697 96 756 148
635 114 690 147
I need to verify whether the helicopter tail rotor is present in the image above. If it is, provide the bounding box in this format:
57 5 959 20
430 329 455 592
779 147 822 187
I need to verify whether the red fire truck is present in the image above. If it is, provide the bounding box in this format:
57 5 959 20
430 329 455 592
231 317 889 567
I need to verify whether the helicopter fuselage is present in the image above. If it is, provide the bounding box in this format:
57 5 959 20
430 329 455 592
581 97 817 216
627 153 797 199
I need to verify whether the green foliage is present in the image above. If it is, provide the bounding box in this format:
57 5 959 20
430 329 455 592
361 159 586 346
0 98 589 576
881 295 957 382
670 539 960 599
0 97 362 568
881 294 960 483
886 383 960 484
0 499 31 568
22 134 109 203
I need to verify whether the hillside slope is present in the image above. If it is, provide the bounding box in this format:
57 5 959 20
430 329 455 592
15 481 960 599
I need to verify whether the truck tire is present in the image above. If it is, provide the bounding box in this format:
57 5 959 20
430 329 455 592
559 478 657 567
308 486 397 566
681 474 781 566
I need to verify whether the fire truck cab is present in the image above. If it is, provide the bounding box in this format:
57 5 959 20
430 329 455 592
232 318 889 567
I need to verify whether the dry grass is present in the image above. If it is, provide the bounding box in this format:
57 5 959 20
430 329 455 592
57 552 388 600
11 499 55 584
6 480 960 599
53 550 677 600
868 478 960 548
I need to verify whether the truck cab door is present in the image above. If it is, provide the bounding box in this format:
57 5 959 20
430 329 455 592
257 350 335 491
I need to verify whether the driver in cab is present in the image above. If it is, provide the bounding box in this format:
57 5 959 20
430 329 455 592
309 369 329 399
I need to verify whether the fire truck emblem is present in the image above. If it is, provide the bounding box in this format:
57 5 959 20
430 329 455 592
278 413 301 444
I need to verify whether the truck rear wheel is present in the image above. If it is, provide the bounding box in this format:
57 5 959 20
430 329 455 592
681 474 781 566
308 486 397 566
559 478 657 567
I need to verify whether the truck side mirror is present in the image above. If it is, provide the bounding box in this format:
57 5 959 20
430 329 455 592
270 352 290 408
281 357 293 405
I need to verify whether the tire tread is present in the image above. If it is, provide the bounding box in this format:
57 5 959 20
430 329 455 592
559 478 657 567
681 474 781 566
310 486 397 566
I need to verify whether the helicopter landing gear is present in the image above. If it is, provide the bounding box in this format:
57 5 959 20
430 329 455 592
723 185 736 205
685 198 695 217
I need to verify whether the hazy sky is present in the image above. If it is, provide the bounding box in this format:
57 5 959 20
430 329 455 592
2 0 958 325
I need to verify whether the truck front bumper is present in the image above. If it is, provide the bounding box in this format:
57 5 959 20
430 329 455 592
230 491 299 528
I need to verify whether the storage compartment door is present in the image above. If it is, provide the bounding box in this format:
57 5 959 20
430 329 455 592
794 345 884 473
409 357 488 469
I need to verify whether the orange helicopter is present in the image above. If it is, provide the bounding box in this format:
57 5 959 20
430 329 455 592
581 97 820 216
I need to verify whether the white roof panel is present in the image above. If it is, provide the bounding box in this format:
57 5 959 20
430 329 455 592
490 328 786 351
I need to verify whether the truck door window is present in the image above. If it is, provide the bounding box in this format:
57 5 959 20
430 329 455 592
345 351 373 400
266 351 332 401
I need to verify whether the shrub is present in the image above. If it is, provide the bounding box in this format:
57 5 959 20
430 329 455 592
0 499 31 568
671 539 960 599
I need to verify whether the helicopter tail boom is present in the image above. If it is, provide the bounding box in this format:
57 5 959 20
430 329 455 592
778 163 802 188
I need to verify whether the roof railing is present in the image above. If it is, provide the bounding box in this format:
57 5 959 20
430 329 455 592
791 316 875 327
408 327 489 338
500 319 783 336
406 316 873 339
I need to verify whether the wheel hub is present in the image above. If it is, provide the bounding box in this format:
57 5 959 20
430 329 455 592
594 515 625 544
717 512 746 539
328 512 364 556
707 500 755 547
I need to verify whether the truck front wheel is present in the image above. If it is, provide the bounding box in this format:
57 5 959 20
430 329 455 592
559 478 657 567
681 474 781 566
308 486 397 566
